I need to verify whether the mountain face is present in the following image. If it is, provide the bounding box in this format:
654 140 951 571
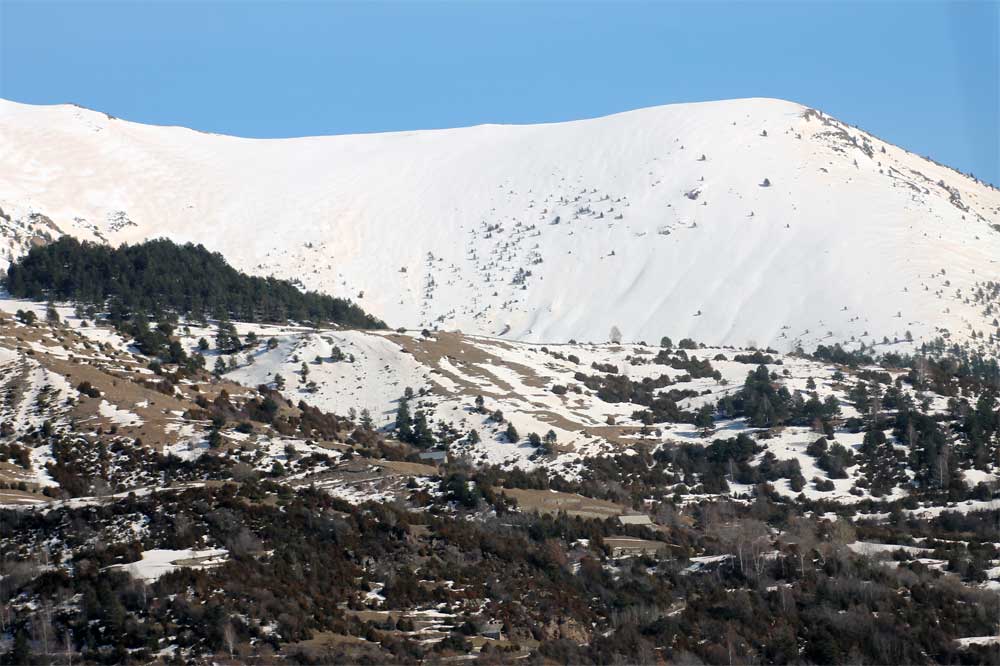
1 97 998 353
2 98 1000 665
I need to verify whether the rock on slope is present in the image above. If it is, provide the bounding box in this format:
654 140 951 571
1 97 999 352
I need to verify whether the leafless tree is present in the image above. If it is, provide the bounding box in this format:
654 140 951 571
223 620 236 660
786 516 818 576
33 602 53 658
64 630 74 666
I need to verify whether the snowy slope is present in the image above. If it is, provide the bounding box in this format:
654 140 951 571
1 97 999 352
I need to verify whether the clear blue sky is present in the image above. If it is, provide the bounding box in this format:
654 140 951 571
2 1 997 183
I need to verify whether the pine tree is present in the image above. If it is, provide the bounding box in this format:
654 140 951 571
396 399 414 442
216 321 230 351
695 404 715 429
505 423 519 443
4 236 385 329
413 410 434 448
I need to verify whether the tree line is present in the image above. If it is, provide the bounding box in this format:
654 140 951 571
4 237 386 329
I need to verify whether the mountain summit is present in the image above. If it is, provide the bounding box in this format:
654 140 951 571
1 97 998 351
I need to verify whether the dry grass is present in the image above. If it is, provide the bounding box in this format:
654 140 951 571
497 487 628 519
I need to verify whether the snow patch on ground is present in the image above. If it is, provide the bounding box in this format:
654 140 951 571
111 548 229 582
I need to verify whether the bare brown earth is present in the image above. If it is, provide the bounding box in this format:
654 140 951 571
390 331 636 446
497 487 630 520
372 459 439 476
0 316 193 450
0 310 284 460
0 486 47 505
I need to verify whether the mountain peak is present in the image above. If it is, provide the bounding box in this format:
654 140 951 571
1 96 998 354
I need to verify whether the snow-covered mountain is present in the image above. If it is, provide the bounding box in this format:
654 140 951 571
1 97 998 352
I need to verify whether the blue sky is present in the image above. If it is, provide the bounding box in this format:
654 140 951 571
2 1 997 183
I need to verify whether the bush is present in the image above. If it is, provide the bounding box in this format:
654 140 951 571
813 477 835 491
76 381 101 398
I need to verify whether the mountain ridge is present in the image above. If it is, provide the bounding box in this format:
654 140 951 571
1 96 998 353
2 95 812 138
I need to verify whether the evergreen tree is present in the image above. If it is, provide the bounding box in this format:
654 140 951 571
188 352 206 373
505 423 519 443
216 321 240 353
857 429 906 496
694 404 715 428
413 410 434 448
4 236 386 328
719 365 792 427
396 399 414 442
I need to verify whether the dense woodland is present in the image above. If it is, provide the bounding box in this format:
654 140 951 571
4 237 385 329
2 469 997 665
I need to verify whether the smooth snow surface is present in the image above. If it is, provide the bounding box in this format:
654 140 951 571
2 97 999 351
112 548 228 582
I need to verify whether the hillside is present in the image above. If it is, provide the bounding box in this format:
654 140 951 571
1 294 998 663
2 97 998 353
